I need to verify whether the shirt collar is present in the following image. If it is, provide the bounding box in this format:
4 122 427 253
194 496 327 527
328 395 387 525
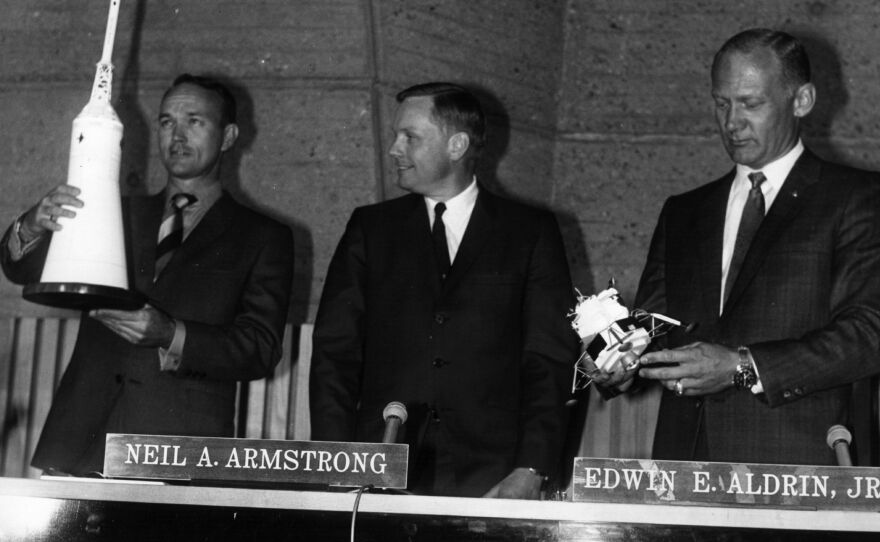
164 181 223 212
734 139 804 195
424 177 479 217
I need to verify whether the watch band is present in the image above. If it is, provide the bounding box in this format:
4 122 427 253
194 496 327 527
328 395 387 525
733 346 758 390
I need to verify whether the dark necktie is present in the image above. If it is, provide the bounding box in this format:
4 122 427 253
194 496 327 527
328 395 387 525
432 202 451 280
724 171 766 304
155 193 197 281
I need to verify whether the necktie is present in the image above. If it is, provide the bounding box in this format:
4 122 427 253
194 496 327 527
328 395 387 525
724 171 766 304
432 202 451 280
155 193 197 280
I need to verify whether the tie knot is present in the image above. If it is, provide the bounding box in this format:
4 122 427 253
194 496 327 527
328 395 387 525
747 171 766 190
171 193 197 211
434 202 446 218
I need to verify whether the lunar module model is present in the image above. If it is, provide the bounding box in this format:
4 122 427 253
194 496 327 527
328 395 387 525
569 284 690 392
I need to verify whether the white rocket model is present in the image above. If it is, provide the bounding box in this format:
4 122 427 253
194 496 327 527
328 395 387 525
24 0 141 309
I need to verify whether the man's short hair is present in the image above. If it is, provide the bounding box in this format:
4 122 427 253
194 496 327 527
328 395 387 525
161 74 237 126
396 82 486 153
712 28 811 94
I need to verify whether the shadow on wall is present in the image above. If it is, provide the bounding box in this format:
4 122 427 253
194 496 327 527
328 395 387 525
794 30 851 166
116 0 151 197
466 82 592 488
467 82 593 294
214 76 313 326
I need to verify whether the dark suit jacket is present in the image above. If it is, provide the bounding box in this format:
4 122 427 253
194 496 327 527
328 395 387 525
309 189 578 496
636 149 880 465
1 191 294 474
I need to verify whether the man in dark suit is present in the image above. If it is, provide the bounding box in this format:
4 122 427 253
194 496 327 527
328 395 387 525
1 74 294 475
610 29 880 465
309 82 578 498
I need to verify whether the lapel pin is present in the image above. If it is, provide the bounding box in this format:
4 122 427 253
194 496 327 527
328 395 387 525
791 190 799 198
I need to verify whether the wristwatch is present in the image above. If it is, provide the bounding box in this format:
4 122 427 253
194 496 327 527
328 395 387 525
733 346 758 390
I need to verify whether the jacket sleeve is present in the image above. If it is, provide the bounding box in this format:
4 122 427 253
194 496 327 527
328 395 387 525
309 209 367 441
514 213 580 475
173 223 294 382
750 179 880 407
1 221 50 285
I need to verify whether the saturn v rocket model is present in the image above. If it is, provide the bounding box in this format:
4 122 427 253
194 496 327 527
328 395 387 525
23 0 142 310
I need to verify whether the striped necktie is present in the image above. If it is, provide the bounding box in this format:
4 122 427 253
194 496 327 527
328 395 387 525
154 193 196 281
724 171 766 304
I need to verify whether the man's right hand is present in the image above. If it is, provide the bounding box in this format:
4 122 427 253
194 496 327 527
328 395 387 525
21 185 83 239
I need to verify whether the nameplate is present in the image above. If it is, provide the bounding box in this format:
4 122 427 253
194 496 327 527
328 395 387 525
572 457 880 511
104 434 408 488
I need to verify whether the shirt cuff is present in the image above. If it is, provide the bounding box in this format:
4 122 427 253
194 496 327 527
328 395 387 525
747 348 764 394
158 319 186 372
8 213 44 261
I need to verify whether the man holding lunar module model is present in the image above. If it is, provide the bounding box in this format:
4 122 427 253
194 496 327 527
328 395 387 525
604 29 880 466
1 74 294 475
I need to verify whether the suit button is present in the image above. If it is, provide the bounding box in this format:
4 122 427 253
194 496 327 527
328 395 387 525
434 313 448 324
794 387 804 396
695 400 702 408
783 390 792 399
432 357 447 368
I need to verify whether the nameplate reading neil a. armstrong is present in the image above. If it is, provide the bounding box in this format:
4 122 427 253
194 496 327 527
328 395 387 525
104 433 408 488
572 457 880 511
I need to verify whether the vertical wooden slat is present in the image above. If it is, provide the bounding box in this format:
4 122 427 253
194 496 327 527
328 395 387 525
56 318 79 389
5 318 38 477
245 376 267 440
290 324 312 441
0 318 15 477
26 319 61 479
263 324 294 440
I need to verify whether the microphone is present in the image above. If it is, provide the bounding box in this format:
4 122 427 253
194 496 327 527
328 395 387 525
382 401 408 444
826 425 853 467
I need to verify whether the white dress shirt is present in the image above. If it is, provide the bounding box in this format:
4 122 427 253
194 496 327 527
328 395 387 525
720 140 804 314
425 178 479 264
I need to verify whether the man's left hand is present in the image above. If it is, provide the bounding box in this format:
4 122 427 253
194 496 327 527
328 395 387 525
639 342 739 396
90 304 176 348
482 467 543 499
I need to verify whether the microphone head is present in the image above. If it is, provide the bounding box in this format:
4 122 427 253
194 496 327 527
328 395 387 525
383 401 408 424
826 424 852 449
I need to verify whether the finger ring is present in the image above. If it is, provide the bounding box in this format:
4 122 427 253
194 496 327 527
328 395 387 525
674 379 684 396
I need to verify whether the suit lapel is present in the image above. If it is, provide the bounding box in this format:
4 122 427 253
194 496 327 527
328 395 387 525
398 195 443 297
441 190 494 295
724 150 820 310
697 171 734 320
129 193 165 293
155 193 238 282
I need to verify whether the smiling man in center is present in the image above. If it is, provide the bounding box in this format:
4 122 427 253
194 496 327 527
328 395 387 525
309 82 579 498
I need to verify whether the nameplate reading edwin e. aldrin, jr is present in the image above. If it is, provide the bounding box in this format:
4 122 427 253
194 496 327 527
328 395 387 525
572 457 880 512
104 434 408 488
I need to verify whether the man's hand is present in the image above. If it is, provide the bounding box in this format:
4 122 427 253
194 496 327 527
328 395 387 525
590 349 640 391
482 467 543 500
22 185 83 238
90 304 176 348
639 342 739 396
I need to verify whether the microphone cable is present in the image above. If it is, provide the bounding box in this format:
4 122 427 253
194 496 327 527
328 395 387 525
349 484 373 542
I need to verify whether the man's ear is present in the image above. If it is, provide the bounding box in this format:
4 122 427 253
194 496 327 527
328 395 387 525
793 82 816 118
221 123 240 152
447 132 470 161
